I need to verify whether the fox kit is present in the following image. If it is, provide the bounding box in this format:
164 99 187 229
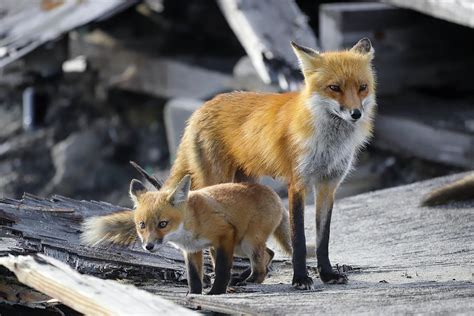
82 175 292 295
157 38 376 289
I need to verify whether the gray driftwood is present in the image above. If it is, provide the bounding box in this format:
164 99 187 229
217 0 318 90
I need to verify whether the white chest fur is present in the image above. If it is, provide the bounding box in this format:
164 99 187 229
164 224 211 253
297 95 372 183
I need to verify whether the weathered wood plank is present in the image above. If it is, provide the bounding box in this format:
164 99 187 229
374 95 474 168
70 30 236 100
0 254 196 315
375 114 474 168
382 0 474 28
217 0 317 90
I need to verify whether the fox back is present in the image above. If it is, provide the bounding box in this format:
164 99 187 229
164 39 376 190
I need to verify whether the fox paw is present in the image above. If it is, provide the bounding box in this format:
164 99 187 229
292 275 314 290
319 270 348 284
230 276 246 286
206 289 226 295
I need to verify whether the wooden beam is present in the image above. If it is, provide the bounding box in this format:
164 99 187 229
375 114 474 169
217 0 318 90
382 0 474 29
0 254 197 315
373 94 474 168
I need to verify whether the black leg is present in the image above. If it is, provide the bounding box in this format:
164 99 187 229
288 185 313 290
185 251 203 294
315 183 347 284
207 246 233 295
230 268 252 286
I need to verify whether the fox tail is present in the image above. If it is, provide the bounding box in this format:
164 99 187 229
272 210 292 255
421 174 474 206
81 210 137 246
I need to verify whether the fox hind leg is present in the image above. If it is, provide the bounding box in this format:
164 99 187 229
230 247 273 286
244 244 269 284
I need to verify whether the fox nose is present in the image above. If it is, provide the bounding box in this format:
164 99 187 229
350 109 362 120
145 243 154 251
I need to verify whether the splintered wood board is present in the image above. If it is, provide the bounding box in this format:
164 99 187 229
0 254 196 315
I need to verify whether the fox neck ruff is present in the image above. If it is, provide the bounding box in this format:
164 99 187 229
296 93 375 185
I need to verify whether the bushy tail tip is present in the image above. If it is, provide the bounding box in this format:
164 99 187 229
421 174 474 206
81 210 137 247
273 210 292 255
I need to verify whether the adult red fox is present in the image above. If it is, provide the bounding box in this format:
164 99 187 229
158 38 376 289
82 175 292 295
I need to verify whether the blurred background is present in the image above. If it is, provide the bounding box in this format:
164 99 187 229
0 0 473 208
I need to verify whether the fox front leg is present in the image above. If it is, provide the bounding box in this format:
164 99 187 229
288 183 314 290
315 181 348 284
207 236 235 295
185 251 203 294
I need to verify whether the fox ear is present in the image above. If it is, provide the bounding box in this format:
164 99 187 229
130 179 147 206
351 38 374 59
168 175 191 206
291 41 322 75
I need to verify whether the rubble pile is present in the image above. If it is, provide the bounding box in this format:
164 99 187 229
0 1 465 207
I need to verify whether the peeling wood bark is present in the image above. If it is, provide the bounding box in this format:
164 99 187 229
0 254 197 315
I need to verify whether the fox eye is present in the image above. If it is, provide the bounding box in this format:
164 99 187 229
138 221 145 229
328 85 341 92
359 84 368 92
158 221 168 229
